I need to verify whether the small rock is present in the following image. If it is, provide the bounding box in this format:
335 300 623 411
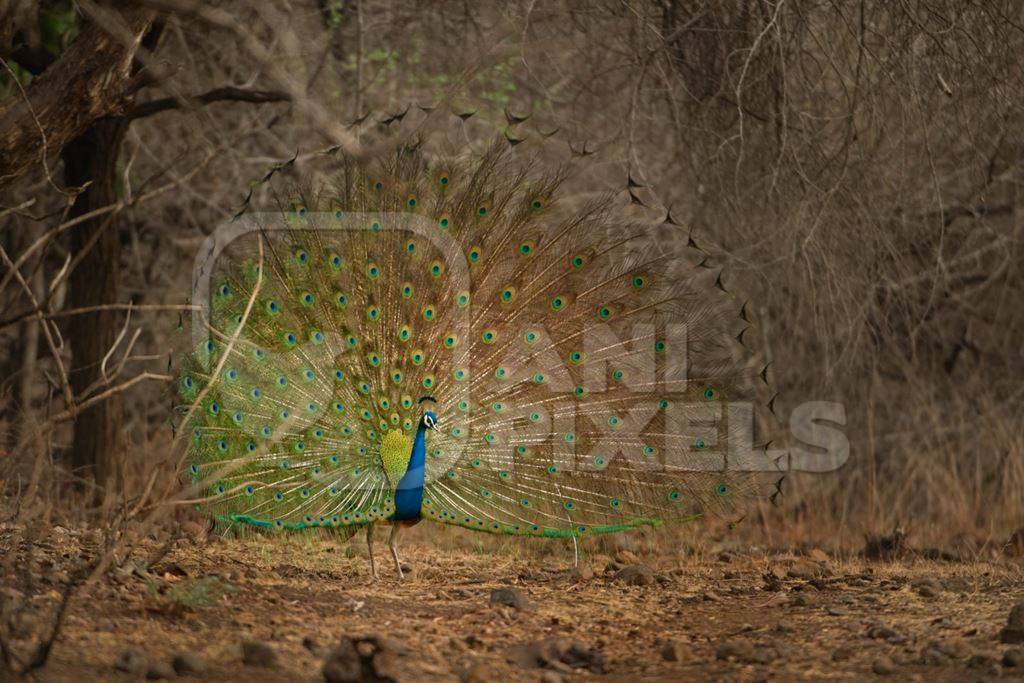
864 526 909 560
302 635 319 652
146 661 175 679
322 639 362 683
539 672 565 683
490 587 530 611
867 624 907 644
171 652 205 675
715 640 755 662
615 549 639 564
568 564 594 581
927 638 968 659
787 559 827 580
1003 648 1024 667
827 606 850 616
872 656 896 675
789 593 814 607
241 640 277 668
114 649 147 675
717 551 733 563
506 637 604 673
1000 603 1024 644
613 564 656 586
967 653 997 669
807 548 829 563
912 577 943 598
660 639 690 662
831 645 854 661
919 647 950 666
702 590 721 602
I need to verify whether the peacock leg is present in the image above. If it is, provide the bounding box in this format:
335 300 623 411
366 523 379 580
388 524 404 581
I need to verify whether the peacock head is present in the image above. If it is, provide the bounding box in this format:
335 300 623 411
419 396 439 431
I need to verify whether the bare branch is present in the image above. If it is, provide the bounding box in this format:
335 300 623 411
127 86 291 120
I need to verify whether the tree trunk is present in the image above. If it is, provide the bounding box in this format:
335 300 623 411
0 7 153 188
62 118 129 494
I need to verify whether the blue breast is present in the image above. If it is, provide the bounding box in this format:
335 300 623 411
393 424 426 520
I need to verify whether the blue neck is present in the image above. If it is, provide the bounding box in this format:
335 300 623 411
393 423 427 520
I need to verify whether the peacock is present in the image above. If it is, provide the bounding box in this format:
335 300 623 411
177 107 775 580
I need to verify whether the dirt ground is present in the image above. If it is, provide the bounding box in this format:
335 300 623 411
2 522 1024 682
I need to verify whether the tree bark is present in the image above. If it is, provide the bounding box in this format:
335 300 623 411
0 7 153 188
62 117 129 492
